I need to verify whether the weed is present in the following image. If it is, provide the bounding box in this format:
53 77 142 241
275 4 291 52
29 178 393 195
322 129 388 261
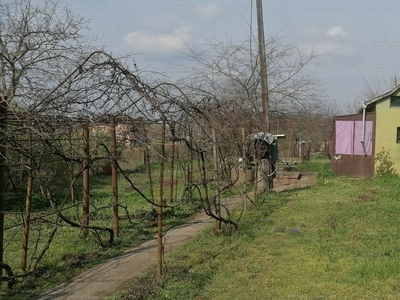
326 249 336 262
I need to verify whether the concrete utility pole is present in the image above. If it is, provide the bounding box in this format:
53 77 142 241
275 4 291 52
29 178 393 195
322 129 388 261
0 96 6 277
256 0 273 194
256 0 270 132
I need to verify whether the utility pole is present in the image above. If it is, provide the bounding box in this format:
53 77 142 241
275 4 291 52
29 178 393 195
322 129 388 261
256 0 270 132
0 96 7 277
256 0 273 194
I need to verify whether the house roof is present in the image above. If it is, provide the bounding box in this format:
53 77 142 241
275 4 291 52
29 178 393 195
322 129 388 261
363 82 400 107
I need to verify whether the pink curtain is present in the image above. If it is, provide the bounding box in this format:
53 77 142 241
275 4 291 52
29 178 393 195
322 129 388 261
335 121 354 154
354 121 372 155
335 120 373 155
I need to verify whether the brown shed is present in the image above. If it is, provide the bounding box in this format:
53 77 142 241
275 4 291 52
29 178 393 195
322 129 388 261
331 113 376 177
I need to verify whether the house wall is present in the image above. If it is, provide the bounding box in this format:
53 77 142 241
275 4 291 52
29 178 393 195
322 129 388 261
375 93 400 172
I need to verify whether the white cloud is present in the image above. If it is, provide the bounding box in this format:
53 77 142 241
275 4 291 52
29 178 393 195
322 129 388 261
301 42 355 57
194 4 221 18
122 26 192 56
326 26 348 37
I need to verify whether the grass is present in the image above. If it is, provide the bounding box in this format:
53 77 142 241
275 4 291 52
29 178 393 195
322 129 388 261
110 164 400 299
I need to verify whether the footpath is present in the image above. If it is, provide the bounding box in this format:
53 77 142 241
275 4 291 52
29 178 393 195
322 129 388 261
34 195 246 300
34 172 317 300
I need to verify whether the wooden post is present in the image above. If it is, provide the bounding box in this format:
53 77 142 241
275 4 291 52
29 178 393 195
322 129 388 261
299 141 302 163
168 136 175 204
143 122 154 202
157 117 166 280
110 116 119 237
22 118 33 272
189 131 193 185
174 141 179 202
254 158 259 205
242 128 247 213
186 126 193 200
212 129 221 231
69 129 76 204
82 123 90 236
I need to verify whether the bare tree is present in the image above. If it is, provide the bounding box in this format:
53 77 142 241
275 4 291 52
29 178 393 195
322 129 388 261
0 0 94 277
0 0 94 105
182 36 324 119
347 76 394 113
177 36 327 168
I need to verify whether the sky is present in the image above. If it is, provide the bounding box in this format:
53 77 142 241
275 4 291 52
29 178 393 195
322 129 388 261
61 0 400 111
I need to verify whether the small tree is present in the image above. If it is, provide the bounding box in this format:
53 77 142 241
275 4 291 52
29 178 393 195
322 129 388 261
375 148 397 176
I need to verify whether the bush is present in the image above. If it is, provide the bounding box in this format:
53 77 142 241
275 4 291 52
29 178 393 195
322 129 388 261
375 148 397 176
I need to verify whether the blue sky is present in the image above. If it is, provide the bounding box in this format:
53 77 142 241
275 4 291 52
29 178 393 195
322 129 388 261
62 0 400 109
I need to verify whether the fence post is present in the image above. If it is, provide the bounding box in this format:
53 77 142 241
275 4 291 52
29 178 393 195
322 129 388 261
242 128 247 213
212 129 221 231
69 129 76 204
186 126 193 200
110 116 119 237
22 118 33 272
142 122 154 202
189 129 193 186
254 158 259 205
157 117 166 280
168 133 175 204
175 141 180 201
82 122 90 236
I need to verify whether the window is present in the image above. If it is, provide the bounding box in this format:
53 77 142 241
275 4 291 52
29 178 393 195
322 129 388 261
390 96 400 107
397 127 400 143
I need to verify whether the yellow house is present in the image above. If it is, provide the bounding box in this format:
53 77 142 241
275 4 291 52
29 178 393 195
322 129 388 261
332 84 400 176
363 84 400 173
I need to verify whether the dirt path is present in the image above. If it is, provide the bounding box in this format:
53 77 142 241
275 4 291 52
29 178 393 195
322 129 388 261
33 195 246 300
34 173 317 300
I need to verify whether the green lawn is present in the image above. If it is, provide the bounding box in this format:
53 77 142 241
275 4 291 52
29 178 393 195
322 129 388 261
111 171 400 299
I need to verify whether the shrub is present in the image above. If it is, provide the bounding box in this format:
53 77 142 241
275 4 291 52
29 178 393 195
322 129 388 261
375 148 397 176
